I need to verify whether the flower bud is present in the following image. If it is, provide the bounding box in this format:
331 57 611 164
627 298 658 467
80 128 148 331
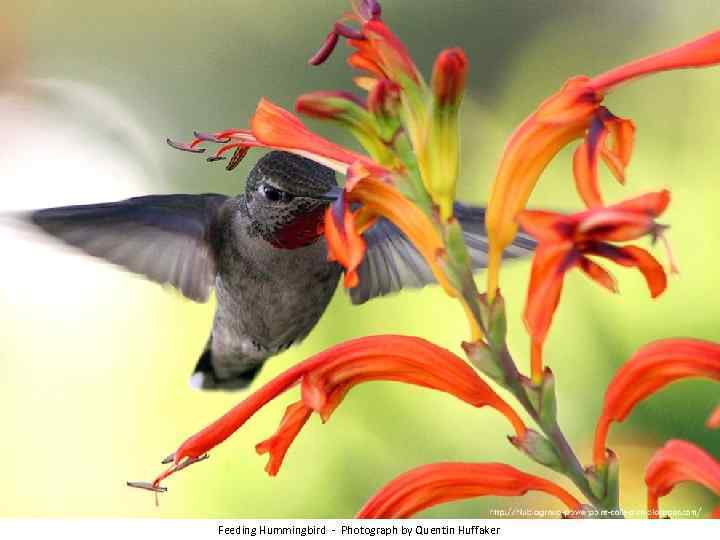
509 429 562 472
431 48 468 108
421 48 469 220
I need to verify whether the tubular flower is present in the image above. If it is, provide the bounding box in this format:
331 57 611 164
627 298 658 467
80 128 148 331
519 190 671 382
644 440 720 519
168 98 388 178
168 98 366 174
309 0 421 86
309 0 424 115
324 192 367 288
356 462 582 518
135 336 526 489
252 98 384 176
593 339 720 465
485 30 720 300
294 90 393 166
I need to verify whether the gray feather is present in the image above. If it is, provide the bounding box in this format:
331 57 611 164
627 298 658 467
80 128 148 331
27 194 228 302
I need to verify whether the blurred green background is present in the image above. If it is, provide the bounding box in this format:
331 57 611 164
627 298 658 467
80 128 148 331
1 0 719 518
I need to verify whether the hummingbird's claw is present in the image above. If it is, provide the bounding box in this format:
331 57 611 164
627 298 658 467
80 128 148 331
167 138 206 153
193 131 231 144
126 481 168 493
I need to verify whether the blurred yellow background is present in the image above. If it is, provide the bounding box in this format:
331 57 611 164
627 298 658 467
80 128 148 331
0 0 718 518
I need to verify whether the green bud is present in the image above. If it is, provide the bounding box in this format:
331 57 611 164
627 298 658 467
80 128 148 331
509 429 563 472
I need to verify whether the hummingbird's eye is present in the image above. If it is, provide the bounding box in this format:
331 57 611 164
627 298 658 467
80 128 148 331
260 184 293 203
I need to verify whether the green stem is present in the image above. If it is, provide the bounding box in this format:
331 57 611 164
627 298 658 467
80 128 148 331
437 211 619 517
461 286 618 516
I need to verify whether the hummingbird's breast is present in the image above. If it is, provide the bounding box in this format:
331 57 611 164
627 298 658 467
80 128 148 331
212 202 342 358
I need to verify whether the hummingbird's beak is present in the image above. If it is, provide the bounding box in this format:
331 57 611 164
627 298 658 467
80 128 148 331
314 185 344 201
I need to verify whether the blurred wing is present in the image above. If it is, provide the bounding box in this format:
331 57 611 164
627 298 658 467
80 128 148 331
348 202 536 305
28 194 228 302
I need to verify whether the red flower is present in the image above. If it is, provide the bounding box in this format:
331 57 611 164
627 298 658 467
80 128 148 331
356 462 582 518
644 440 720 519
518 190 671 382
309 1 421 90
168 98 386 177
485 30 720 299
251 98 376 173
130 336 526 489
324 193 367 288
593 339 720 465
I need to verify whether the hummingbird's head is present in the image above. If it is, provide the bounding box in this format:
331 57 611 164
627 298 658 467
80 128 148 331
245 151 340 249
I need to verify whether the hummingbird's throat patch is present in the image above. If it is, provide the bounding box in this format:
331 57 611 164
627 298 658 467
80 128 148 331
269 206 326 249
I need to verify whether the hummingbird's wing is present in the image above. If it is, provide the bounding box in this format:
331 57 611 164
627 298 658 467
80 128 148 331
26 194 228 302
348 202 536 305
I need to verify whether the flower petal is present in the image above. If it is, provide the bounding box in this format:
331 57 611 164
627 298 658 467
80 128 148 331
255 401 312 476
593 339 720 464
573 113 611 208
572 109 635 208
590 30 720 93
602 115 635 183
523 243 576 346
517 209 571 243
611 188 671 217
356 462 582 518
251 98 370 173
359 20 422 87
645 440 720 518
587 244 667 298
324 196 367 288
578 256 618 293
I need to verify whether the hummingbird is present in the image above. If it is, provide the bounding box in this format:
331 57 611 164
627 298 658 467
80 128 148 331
26 150 535 391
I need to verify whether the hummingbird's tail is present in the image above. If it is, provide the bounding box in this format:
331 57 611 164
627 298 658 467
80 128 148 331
189 338 264 391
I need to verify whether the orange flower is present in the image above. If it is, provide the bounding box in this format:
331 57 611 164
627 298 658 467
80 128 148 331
168 98 386 177
131 336 526 489
485 30 720 300
356 462 582 518
593 339 720 465
309 1 421 90
519 190 671 382
324 193 367 288
644 440 720 519
252 98 380 173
